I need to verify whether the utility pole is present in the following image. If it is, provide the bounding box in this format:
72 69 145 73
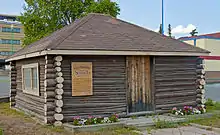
161 0 164 35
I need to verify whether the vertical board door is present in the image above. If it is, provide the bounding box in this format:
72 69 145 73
127 56 153 112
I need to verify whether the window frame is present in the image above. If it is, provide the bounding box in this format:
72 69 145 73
22 63 39 96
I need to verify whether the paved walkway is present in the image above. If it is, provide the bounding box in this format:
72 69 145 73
145 126 220 135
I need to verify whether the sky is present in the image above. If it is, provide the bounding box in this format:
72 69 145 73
1 0 220 37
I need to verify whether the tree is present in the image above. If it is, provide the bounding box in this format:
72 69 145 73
19 0 120 46
168 24 172 37
190 29 198 36
159 24 162 34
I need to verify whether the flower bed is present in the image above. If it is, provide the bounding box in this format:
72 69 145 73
72 114 119 126
171 105 206 116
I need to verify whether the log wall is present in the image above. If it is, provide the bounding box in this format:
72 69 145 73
61 56 126 122
15 56 46 122
154 56 198 112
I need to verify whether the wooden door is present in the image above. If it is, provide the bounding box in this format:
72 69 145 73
127 56 153 113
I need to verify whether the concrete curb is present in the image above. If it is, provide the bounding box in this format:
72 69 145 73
0 96 9 103
189 123 220 133
63 122 125 132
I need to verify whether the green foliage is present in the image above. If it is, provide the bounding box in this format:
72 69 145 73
0 128 2 135
205 98 215 106
153 117 178 129
20 0 120 46
168 24 172 37
130 115 137 119
190 28 198 36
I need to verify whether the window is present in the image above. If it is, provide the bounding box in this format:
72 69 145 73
1 39 20 45
2 27 21 33
0 51 13 56
22 63 39 96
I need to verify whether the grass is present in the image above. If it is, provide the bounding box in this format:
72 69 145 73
0 128 2 135
153 117 178 129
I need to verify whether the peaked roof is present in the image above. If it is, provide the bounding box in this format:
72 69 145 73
179 32 220 40
8 13 209 61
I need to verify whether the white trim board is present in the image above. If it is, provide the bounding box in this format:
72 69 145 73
6 50 209 62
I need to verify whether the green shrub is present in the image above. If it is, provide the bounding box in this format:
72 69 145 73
205 98 214 106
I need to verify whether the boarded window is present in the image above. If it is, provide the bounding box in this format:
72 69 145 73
71 62 93 96
22 63 39 96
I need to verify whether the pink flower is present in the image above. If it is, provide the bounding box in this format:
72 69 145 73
172 107 177 110
88 115 93 119
73 116 80 120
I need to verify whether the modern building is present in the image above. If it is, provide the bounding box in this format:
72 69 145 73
0 14 24 69
179 32 220 83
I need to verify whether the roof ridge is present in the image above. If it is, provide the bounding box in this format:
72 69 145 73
47 14 95 50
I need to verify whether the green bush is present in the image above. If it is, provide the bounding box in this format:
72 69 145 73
205 98 214 106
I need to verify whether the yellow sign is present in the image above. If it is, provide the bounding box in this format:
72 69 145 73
72 62 93 96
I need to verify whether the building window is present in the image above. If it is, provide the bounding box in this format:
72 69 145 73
0 51 13 56
1 39 20 45
2 27 21 33
22 63 39 96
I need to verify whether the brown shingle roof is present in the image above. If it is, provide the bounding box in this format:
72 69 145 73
9 13 209 59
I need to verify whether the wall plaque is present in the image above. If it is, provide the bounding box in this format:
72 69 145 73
72 62 93 96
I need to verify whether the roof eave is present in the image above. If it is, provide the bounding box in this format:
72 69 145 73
6 50 210 62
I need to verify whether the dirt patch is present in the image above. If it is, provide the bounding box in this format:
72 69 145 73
0 103 137 135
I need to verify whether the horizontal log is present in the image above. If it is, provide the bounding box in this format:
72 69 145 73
16 100 44 115
196 89 205 94
55 100 63 107
155 91 196 99
45 111 56 116
56 84 63 89
196 98 206 104
197 74 205 79
55 67 62 72
197 79 205 85
196 64 205 69
55 95 62 100
45 64 54 69
63 103 126 108
196 94 205 99
46 74 56 79
56 72 63 77
196 69 205 74
45 69 56 74
44 116 55 124
197 85 203 89
44 102 56 112
63 92 126 97
46 59 54 65
44 79 56 87
56 77 64 83
54 56 63 62
55 89 64 95
54 113 64 121
54 61 62 67
55 107 62 113
156 101 196 109
16 93 45 105
44 91 55 98
54 121 62 126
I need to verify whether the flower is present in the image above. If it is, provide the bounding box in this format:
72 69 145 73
175 112 178 115
172 107 177 110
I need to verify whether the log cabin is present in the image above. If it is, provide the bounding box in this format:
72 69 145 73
6 13 209 126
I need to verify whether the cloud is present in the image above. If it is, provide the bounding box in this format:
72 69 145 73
172 24 196 34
